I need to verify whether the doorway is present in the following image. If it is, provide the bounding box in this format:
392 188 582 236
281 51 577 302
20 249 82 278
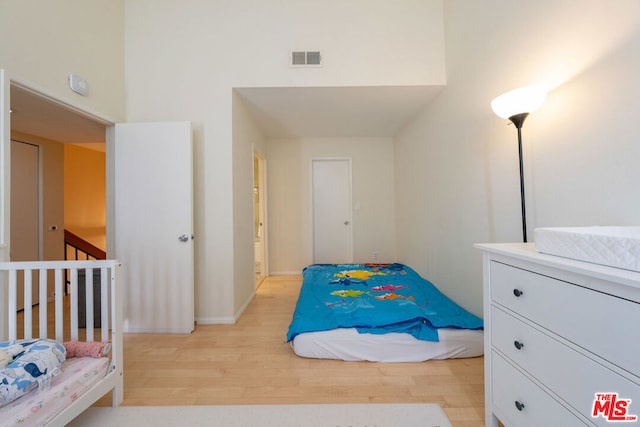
253 150 267 287
8 82 108 250
312 158 353 264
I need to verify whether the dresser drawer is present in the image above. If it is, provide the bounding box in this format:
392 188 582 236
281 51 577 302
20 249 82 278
490 261 640 377
492 306 640 425
492 350 588 426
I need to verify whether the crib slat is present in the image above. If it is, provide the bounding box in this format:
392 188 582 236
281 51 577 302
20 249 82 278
101 267 109 342
39 268 48 339
70 268 79 341
24 270 32 339
85 268 94 341
55 268 64 342
8 270 17 341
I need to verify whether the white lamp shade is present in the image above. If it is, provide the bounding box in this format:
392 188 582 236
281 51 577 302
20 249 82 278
491 85 547 119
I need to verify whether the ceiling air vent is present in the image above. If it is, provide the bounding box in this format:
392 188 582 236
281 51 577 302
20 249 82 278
290 50 322 67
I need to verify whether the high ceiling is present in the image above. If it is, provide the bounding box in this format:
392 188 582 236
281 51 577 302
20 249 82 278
236 86 442 138
9 84 442 143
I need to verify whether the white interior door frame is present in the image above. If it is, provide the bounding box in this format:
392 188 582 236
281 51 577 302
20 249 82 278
253 147 268 281
1 70 10 260
0 70 7 337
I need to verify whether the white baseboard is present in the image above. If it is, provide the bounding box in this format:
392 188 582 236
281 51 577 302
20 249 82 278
269 271 301 276
196 316 236 325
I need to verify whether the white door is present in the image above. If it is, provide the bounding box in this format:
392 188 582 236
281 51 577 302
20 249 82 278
10 140 40 310
114 122 194 333
312 158 353 264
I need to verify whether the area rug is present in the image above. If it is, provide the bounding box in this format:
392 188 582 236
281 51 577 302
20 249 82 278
68 403 452 426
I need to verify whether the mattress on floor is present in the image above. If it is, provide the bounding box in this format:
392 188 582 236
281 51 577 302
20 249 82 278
534 226 640 272
291 327 484 362
0 356 109 427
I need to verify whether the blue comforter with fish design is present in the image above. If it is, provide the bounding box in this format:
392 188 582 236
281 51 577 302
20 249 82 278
286 263 483 342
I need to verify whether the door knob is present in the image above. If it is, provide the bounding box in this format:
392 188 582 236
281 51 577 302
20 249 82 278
178 234 190 242
344 221 350 225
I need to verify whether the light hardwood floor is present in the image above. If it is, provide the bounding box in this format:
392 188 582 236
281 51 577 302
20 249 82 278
95 275 485 426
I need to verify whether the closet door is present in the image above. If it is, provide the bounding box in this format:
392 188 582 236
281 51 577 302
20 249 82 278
10 140 40 310
312 158 353 264
114 122 194 333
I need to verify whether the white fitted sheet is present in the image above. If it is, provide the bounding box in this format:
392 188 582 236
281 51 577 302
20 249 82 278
0 357 109 427
534 226 640 272
291 327 484 362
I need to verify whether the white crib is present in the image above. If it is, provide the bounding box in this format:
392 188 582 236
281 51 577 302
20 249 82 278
0 259 123 427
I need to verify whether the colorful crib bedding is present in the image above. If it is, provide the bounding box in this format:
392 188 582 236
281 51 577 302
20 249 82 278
287 263 483 344
0 339 66 408
0 356 109 427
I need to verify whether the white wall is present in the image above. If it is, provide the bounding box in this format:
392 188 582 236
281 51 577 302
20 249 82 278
0 0 125 120
268 137 396 274
232 91 267 318
124 0 445 322
395 0 640 317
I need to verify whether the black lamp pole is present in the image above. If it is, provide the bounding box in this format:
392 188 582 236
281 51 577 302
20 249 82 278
508 112 530 243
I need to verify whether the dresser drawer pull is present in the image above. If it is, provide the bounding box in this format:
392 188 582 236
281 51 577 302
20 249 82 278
513 288 524 297
514 340 524 350
515 400 526 411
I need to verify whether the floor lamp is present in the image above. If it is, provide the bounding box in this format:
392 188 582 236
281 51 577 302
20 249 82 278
491 86 547 243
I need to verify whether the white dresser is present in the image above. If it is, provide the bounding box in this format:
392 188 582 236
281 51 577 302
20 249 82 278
476 243 640 427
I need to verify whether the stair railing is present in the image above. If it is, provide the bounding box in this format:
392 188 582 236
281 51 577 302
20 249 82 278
64 229 106 261
64 229 106 293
